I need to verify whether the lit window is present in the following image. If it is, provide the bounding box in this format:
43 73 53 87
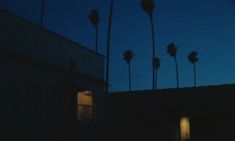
180 117 190 141
77 91 93 121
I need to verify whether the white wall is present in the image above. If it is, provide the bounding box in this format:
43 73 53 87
0 10 104 80
0 10 105 141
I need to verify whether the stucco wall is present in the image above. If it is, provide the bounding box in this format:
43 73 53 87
0 10 105 141
107 86 235 141
0 10 104 80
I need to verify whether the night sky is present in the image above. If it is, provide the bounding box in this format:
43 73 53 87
1 0 235 92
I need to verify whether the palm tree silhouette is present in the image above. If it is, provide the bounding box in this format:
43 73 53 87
141 0 156 89
105 0 114 94
188 51 199 87
88 9 100 52
167 43 179 88
152 57 160 89
123 50 133 91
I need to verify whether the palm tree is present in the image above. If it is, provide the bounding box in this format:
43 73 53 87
141 0 156 89
105 0 114 94
123 50 133 91
167 43 179 88
188 51 199 87
152 57 160 89
88 9 100 52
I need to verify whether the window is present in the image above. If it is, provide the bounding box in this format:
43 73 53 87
180 117 190 141
77 90 93 121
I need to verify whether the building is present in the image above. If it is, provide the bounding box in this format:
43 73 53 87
2 8 235 141
107 85 235 141
0 9 105 141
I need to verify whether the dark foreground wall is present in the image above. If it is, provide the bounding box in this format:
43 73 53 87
106 85 235 141
0 9 105 141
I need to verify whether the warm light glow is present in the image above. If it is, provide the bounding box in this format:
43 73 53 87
77 91 93 120
180 117 190 141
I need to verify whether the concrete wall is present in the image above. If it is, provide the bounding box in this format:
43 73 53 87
107 86 235 141
0 10 104 80
0 58 63 141
0 10 105 141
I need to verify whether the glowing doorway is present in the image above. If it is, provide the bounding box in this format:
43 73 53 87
180 117 190 141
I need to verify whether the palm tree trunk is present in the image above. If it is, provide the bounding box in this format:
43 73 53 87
40 0 45 27
194 63 196 87
95 25 98 52
105 0 114 95
128 63 132 91
174 57 179 88
150 16 156 90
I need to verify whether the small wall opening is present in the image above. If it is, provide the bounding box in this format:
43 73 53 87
180 117 190 141
77 90 93 121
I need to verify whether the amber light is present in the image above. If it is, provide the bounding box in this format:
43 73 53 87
180 117 190 141
77 91 93 120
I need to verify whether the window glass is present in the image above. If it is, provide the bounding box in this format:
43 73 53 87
77 91 93 121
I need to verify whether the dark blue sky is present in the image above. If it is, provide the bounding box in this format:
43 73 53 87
1 0 235 92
